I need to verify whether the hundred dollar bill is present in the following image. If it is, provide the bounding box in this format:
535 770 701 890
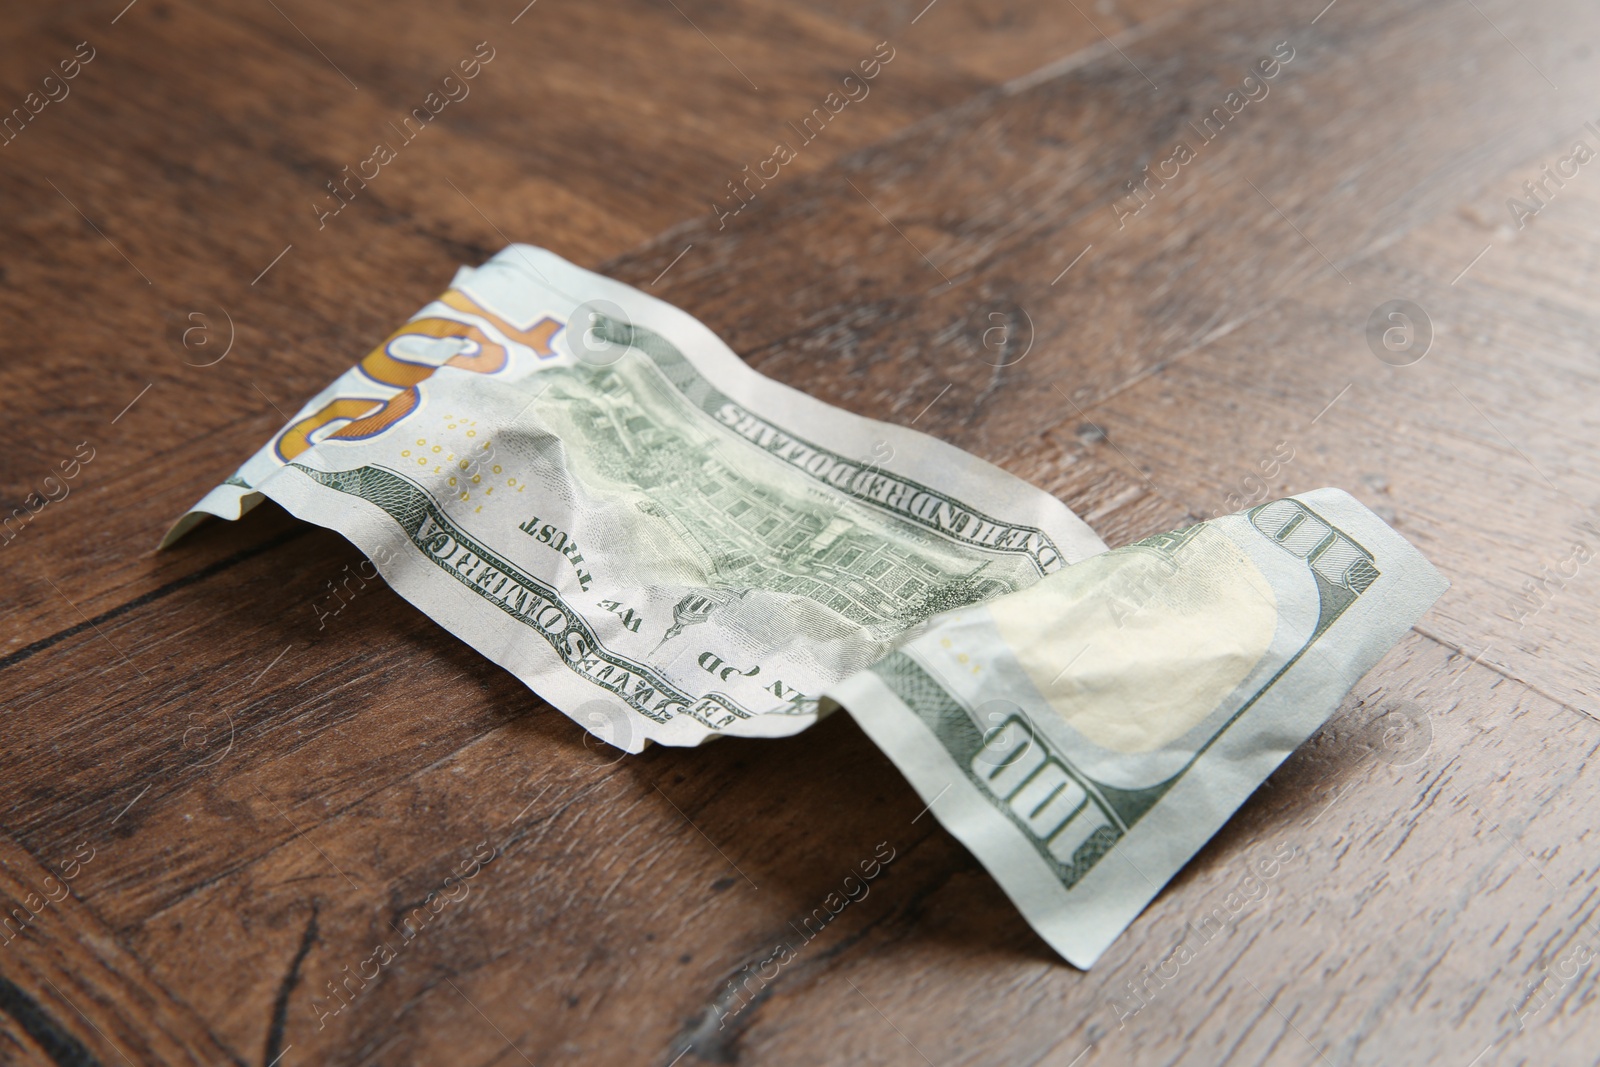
165 245 1107 748
827 489 1447 967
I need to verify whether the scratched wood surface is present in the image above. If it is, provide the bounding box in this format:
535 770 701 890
2 0 1599 1065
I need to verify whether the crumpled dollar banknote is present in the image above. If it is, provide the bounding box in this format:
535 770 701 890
166 245 1108 749
168 247 1446 966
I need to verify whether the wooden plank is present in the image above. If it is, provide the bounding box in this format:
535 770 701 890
0 830 239 1065
4 0 1600 1063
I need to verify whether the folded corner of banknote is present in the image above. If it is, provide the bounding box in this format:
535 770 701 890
828 487 1447 967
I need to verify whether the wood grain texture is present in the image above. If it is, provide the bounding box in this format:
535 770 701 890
0 0 1199 656
3 0 1600 1064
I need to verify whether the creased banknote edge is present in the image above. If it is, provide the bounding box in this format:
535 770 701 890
492 246 1110 566
253 460 834 750
158 485 264 549
161 265 483 550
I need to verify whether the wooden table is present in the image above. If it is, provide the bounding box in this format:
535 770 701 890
3 1 1598 1063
